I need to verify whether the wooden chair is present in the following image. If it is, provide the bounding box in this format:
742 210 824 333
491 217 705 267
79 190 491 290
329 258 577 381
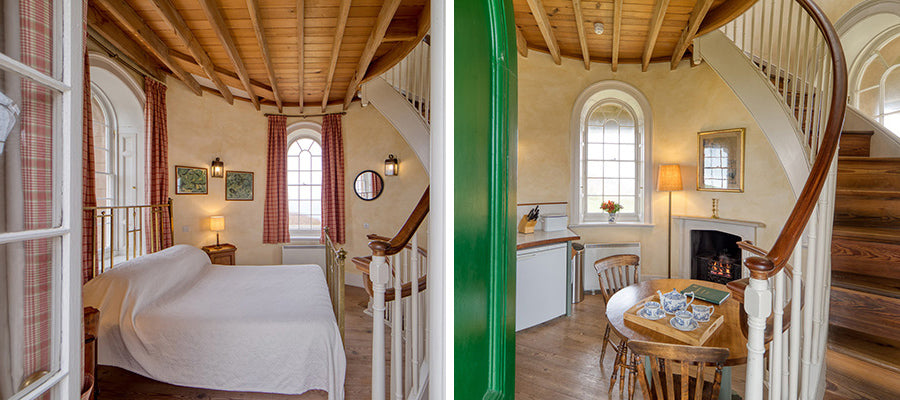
594 254 640 395
626 341 729 400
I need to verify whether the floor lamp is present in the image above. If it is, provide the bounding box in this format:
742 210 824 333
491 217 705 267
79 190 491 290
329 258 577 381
657 164 683 279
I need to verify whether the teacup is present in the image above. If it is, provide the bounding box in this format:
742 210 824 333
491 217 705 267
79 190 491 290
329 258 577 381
692 304 715 322
642 301 663 319
672 311 694 330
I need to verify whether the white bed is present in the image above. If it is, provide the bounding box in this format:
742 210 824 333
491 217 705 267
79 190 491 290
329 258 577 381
83 245 346 399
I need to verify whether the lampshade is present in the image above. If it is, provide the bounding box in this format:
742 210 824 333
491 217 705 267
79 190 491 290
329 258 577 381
211 157 224 178
384 154 399 176
209 216 225 232
657 164 683 192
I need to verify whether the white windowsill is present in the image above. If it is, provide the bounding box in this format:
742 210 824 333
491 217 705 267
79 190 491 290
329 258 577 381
569 222 655 228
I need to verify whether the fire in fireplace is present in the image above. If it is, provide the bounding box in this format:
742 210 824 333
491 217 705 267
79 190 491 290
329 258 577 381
690 230 742 284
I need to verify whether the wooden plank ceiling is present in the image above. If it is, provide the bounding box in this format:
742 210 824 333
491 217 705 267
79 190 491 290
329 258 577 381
513 0 756 71
88 0 429 111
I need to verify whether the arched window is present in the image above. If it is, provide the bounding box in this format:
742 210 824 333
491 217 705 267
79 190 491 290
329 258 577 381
91 86 118 207
571 81 652 224
286 123 323 238
853 33 900 135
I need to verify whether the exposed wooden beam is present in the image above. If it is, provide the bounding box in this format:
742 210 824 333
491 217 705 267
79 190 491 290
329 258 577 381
515 25 528 57
197 0 260 110
525 0 561 65
612 0 622 71
170 50 275 100
86 6 165 81
642 0 671 72
362 2 430 83
296 0 304 109
342 0 402 109
147 0 233 104
670 0 714 70
247 0 283 112
572 0 590 70
93 0 202 95
696 0 757 36
321 0 352 112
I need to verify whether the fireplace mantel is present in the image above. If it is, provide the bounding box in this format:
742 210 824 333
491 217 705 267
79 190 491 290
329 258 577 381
672 215 766 279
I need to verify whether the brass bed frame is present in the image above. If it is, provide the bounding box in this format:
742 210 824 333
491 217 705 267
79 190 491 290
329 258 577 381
85 201 347 338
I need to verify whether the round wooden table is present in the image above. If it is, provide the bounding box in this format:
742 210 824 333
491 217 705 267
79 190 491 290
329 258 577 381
605 278 747 366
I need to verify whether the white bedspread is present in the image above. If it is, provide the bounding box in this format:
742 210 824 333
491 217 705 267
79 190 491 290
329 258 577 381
83 245 346 398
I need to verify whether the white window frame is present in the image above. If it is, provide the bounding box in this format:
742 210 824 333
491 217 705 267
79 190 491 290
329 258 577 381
570 80 653 226
0 0 83 398
850 29 900 136
286 121 323 240
90 85 118 208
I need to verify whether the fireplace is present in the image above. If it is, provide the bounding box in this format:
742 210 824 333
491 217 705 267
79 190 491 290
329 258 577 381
690 230 742 284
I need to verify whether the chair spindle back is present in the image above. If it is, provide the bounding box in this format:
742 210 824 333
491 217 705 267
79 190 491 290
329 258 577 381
594 254 640 305
627 341 728 400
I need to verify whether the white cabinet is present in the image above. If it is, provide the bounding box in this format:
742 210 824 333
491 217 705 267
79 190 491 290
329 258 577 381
516 243 568 331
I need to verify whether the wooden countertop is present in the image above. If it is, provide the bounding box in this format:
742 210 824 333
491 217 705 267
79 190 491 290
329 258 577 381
516 229 580 250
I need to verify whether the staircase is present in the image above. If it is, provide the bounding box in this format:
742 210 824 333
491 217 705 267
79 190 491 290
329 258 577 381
825 131 900 399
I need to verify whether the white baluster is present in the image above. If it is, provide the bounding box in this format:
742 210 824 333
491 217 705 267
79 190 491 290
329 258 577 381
771 268 785 399
745 272 773 400
370 250 391 400
392 251 403 400
411 233 420 392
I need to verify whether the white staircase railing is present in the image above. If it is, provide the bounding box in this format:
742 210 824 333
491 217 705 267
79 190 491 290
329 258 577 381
381 39 430 125
369 189 429 400
713 0 847 399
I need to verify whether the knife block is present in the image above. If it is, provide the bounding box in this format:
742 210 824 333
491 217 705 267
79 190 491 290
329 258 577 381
518 215 537 234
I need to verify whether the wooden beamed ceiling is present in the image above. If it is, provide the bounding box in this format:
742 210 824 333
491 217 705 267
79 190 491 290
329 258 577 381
88 0 429 111
512 0 756 70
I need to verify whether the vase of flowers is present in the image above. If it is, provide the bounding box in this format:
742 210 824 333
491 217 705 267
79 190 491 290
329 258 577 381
601 200 623 223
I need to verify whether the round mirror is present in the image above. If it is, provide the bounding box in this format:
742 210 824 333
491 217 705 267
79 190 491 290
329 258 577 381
354 170 384 201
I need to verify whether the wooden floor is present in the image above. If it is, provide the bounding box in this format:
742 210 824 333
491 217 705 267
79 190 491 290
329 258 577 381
516 291 745 399
96 286 375 400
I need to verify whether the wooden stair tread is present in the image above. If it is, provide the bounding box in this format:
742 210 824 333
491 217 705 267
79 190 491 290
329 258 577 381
832 271 900 299
838 156 900 162
832 225 900 243
835 188 900 197
828 325 900 375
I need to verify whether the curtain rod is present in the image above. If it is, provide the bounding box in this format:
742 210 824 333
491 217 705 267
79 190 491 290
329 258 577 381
264 112 347 118
86 28 166 85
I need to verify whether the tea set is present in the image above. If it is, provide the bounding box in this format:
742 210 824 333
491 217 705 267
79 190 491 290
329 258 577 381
637 289 715 332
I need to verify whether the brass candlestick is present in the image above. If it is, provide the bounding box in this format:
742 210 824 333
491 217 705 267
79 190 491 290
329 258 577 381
712 198 720 219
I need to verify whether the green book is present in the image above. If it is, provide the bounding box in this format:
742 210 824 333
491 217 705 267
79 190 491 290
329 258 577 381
681 284 732 305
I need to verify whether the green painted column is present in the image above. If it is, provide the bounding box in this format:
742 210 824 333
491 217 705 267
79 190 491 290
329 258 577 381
454 0 518 398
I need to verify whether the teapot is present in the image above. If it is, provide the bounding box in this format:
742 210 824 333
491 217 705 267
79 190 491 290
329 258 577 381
657 288 694 314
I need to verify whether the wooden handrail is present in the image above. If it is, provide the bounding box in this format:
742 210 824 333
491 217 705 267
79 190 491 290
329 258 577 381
369 187 429 257
744 0 847 280
367 233 428 256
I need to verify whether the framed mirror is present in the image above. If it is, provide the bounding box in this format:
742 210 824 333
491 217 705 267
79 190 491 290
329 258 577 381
697 128 745 192
354 170 384 201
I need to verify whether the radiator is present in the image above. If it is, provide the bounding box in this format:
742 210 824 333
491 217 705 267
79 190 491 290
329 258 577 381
582 242 641 292
281 245 325 272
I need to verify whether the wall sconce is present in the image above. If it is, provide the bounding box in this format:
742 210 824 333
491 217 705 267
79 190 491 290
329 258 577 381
384 154 399 176
211 157 224 178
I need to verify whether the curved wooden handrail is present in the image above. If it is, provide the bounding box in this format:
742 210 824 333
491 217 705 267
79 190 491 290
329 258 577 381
351 256 427 301
369 187 429 257
366 233 428 257
743 0 847 281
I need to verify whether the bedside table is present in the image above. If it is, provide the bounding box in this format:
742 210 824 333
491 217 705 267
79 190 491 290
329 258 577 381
202 243 237 265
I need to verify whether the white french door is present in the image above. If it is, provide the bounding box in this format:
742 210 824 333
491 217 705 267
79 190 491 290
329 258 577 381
0 0 83 399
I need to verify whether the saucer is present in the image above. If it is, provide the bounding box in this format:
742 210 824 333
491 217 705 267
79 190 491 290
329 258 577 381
669 318 699 332
638 308 664 321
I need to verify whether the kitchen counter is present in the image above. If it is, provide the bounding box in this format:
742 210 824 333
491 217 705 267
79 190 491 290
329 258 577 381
516 229 581 250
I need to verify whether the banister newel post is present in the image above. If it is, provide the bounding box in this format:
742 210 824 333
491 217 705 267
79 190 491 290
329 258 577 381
744 267 773 400
369 241 390 400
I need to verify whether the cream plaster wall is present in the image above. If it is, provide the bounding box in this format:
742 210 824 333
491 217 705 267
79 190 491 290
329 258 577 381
517 53 796 277
165 77 428 269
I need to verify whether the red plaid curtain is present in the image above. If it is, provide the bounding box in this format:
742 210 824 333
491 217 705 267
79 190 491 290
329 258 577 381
321 114 345 244
20 0 54 383
145 78 173 250
82 52 97 284
263 115 289 243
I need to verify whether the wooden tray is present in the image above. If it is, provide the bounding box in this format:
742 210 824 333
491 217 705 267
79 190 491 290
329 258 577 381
623 294 724 346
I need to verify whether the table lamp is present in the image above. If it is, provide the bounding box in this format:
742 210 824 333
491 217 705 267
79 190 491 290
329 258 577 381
210 215 225 247
657 164 683 279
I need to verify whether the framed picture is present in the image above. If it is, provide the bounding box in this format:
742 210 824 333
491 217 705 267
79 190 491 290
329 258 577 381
175 166 208 194
225 171 254 201
698 128 745 192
